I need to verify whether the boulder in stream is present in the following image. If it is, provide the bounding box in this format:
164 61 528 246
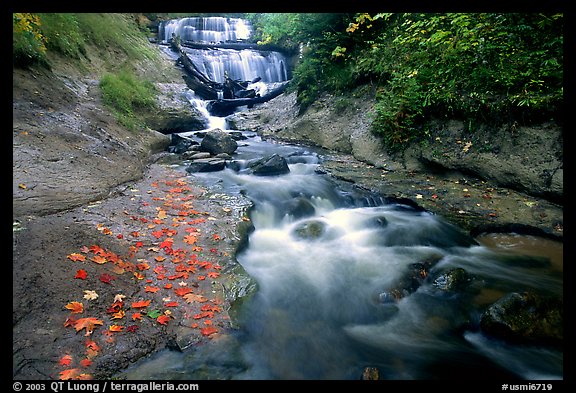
199 129 238 155
480 291 563 346
249 154 290 176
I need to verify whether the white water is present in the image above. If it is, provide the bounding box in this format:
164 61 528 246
160 16 251 44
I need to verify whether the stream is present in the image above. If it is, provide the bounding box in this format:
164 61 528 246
120 16 562 381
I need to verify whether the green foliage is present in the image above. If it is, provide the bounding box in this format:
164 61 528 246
99 69 157 130
37 13 86 59
273 12 563 150
74 13 158 63
13 13 158 70
13 13 48 68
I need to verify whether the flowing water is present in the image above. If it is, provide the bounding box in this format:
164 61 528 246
120 17 563 381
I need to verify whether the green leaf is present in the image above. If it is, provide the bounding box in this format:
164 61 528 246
146 309 162 319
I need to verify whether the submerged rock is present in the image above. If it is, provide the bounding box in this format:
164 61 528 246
480 291 563 346
432 267 474 292
249 154 290 176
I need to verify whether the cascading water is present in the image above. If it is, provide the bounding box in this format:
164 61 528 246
159 16 251 44
122 16 562 381
184 48 288 83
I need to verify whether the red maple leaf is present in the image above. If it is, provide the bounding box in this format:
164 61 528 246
99 273 115 284
157 315 170 325
200 326 218 336
131 300 151 308
58 354 73 367
174 287 193 297
74 270 88 280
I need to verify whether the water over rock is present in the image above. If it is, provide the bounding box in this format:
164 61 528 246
480 291 563 346
248 154 290 176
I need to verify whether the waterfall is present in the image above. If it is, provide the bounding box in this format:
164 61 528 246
159 16 252 44
183 47 288 83
160 16 289 84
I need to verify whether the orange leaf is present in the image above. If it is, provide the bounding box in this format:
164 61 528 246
73 317 103 336
183 293 208 303
59 368 82 380
157 209 167 220
65 301 84 314
164 301 178 307
207 271 220 279
174 287 193 297
131 300 151 308
80 358 92 368
67 253 86 262
85 339 100 352
183 235 197 245
59 354 73 367
200 326 218 336
145 286 160 293
91 255 107 264
157 315 170 325
109 325 124 332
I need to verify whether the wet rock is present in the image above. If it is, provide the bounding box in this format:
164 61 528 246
167 133 197 154
432 267 474 292
199 129 238 155
480 291 563 346
366 215 388 229
184 152 211 160
282 197 316 220
292 219 327 241
249 154 290 176
377 255 442 303
185 158 226 173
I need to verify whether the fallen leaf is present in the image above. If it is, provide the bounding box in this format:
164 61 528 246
91 255 107 264
183 235 197 245
73 317 103 336
59 368 82 380
131 300 151 309
200 326 218 336
67 253 86 262
109 325 124 332
183 293 208 303
75 270 88 280
99 273 115 284
147 309 162 319
59 354 73 367
174 287 193 297
79 359 92 368
83 290 99 301
65 302 84 314
157 315 170 325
